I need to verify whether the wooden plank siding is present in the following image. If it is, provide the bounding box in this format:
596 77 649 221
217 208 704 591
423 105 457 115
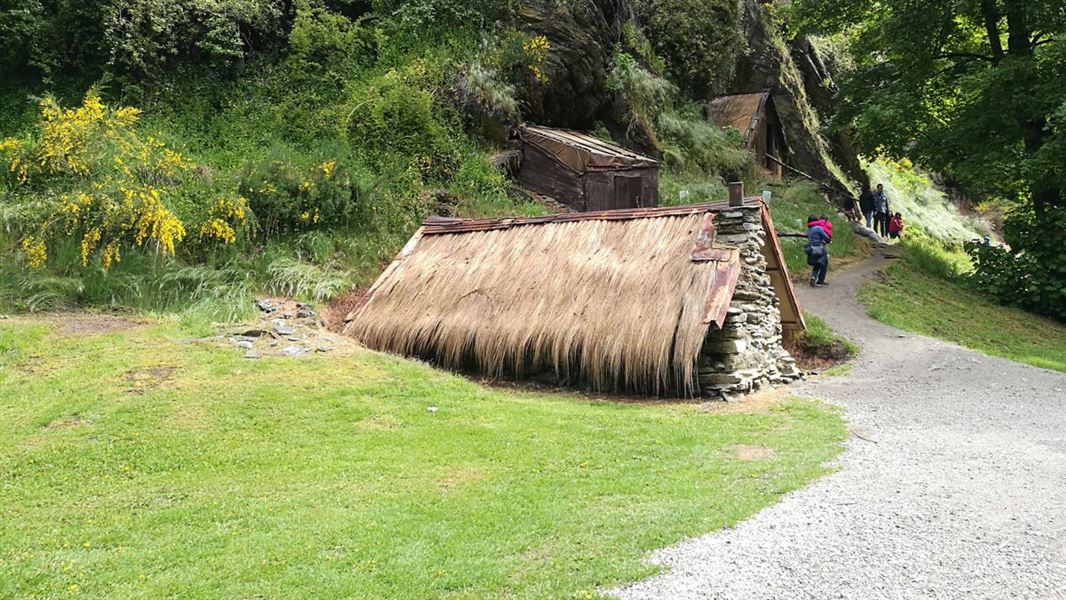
517 144 586 211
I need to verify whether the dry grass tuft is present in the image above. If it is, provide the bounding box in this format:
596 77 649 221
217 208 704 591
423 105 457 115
344 213 727 394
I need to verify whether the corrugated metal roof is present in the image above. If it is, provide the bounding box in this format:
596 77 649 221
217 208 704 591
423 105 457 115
517 124 659 172
707 92 770 147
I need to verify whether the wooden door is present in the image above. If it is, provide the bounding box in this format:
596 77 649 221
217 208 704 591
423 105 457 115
613 174 644 209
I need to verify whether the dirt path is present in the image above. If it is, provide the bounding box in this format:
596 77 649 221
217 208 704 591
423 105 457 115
614 250 1066 599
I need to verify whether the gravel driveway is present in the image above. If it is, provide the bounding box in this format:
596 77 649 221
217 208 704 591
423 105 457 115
613 250 1066 599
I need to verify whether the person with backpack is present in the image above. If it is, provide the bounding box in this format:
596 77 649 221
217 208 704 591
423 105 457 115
805 214 830 287
873 183 891 237
859 183 876 228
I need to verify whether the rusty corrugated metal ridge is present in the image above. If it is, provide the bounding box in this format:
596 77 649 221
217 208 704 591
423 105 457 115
422 198 764 235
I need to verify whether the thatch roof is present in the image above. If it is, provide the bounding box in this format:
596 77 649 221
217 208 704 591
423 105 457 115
707 92 771 147
343 200 794 395
517 124 659 173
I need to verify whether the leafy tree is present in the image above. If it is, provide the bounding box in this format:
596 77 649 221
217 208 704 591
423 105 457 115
634 0 746 98
793 0 1065 216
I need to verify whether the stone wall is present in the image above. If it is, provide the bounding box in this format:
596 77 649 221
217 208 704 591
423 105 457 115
698 205 800 397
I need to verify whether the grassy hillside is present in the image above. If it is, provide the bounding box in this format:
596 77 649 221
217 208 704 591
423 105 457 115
0 317 845 598
851 160 1063 372
863 158 992 245
860 256 1066 373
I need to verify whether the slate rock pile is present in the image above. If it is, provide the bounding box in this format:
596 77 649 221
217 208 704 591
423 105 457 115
228 297 342 359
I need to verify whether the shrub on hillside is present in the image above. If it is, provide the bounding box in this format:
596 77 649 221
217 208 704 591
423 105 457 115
966 206 1066 322
607 51 750 178
0 91 248 269
238 155 358 238
286 5 378 85
633 0 745 97
345 67 463 181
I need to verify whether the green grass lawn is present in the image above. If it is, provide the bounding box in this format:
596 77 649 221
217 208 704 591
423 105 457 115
0 317 844 599
859 263 1066 373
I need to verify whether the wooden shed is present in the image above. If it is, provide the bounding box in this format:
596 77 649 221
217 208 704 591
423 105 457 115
515 124 659 212
342 195 804 397
707 92 788 178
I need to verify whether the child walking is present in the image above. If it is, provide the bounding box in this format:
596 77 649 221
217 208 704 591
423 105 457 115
889 212 904 239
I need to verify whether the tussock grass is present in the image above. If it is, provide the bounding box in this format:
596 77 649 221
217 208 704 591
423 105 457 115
345 213 733 395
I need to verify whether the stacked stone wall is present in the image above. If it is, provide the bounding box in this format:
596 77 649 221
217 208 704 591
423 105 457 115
698 206 800 396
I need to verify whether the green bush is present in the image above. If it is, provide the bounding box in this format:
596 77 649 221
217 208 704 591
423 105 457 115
285 5 378 86
634 0 745 97
345 67 462 181
966 206 1066 322
238 154 359 238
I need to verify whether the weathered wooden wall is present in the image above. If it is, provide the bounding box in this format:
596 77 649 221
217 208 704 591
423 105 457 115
517 145 586 210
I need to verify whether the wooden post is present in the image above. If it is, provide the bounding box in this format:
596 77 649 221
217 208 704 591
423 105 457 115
728 182 744 206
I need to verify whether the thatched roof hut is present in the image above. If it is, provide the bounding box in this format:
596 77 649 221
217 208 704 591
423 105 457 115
343 196 803 397
707 91 788 178
515 124 660 212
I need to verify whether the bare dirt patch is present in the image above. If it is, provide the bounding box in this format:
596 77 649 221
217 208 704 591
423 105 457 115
44 415 90 431
733 444 776 461
785 337 853 372
436 465 487 490
124 366 177 394
355 414 404 431
697 387 787 415
322 286 369 333
47 313 144 336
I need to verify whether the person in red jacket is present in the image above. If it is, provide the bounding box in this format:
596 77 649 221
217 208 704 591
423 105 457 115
888 212 904 239
807 215 833 240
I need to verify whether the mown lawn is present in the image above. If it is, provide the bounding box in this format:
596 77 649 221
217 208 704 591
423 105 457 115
860 263 1066 373
0 316 844 599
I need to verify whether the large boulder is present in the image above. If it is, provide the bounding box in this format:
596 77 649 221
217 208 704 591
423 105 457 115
514 0 631 128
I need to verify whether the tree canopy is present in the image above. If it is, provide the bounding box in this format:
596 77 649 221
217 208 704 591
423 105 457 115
794 0 1065 215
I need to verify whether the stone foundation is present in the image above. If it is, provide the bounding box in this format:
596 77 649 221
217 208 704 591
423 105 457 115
698 205 800 396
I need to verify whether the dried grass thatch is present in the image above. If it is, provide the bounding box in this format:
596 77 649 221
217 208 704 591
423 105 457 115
344 212 735 395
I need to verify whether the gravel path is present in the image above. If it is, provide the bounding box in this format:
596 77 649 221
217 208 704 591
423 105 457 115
613 249 1066 600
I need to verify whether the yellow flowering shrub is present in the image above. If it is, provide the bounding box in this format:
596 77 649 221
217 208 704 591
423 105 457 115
4 91 243 269
0 138 33 186
1 90 189 188
20 236 47 268
44 185 186 270
522 35 551 83
197 195 250 246
238 156 354 237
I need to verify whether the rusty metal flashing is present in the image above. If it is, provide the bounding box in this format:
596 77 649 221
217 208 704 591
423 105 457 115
422 198 763 236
